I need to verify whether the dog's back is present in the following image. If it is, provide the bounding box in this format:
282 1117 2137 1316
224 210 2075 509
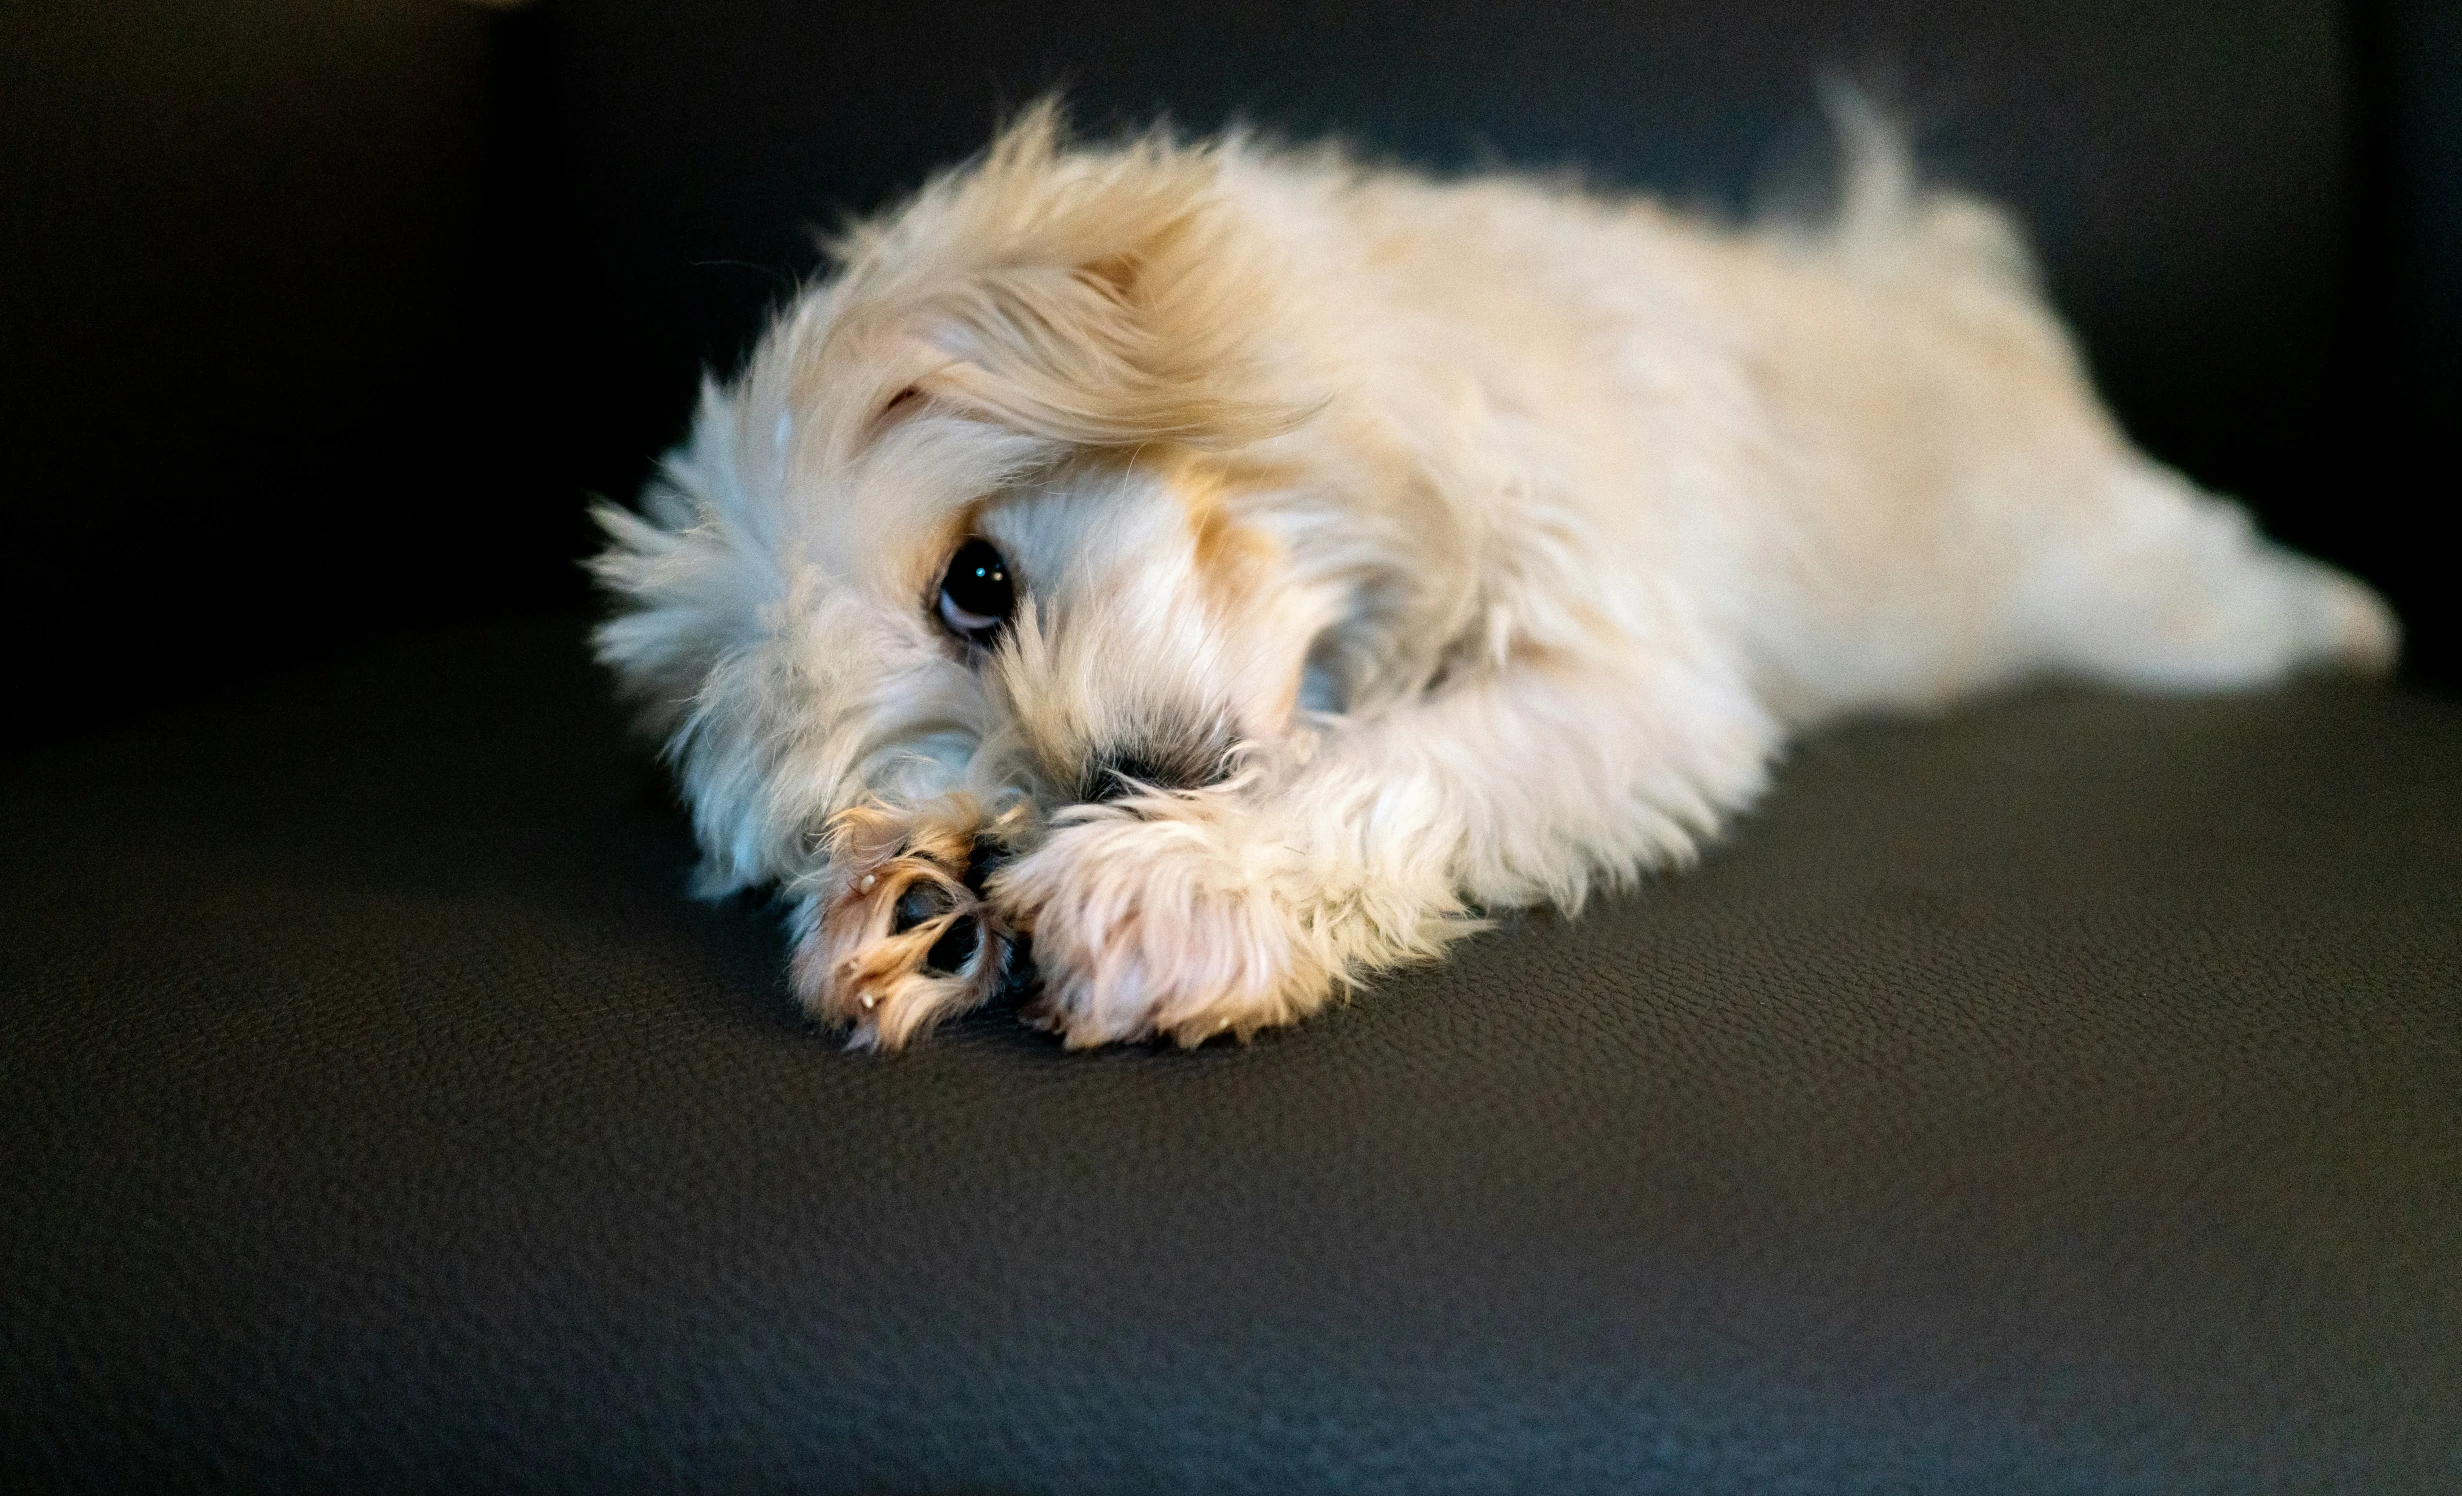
1204 116 2395 720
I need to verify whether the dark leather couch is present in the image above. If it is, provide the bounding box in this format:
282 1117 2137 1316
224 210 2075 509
5 2 2457 1490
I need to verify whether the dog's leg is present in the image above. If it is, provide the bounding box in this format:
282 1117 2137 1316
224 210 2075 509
786 797 1014 1050
991 654 1778 1047
2017 463 2399 689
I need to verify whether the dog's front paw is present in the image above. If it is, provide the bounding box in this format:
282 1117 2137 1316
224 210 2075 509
990 811 1337 1048
789 799 1013 1050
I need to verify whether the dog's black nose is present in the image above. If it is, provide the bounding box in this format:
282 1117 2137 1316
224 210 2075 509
1084 751 1186 802
1080 746 1225 803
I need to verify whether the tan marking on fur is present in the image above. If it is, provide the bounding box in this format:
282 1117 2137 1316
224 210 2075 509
1161 450 1313 730
1165 456 1279 616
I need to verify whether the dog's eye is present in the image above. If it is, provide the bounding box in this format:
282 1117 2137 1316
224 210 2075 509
935 537 1015 645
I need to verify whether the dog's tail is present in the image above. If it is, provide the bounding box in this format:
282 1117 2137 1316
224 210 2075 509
1815 78 2039 299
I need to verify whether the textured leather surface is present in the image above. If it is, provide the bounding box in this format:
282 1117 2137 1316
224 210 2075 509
4 619 2458 1493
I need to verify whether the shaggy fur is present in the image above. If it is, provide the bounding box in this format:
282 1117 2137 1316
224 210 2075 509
592 101 2397 1050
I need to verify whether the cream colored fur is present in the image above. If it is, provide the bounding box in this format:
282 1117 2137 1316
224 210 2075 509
592 102 2397 1050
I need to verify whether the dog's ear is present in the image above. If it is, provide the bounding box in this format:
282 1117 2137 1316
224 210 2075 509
845 104 1311 451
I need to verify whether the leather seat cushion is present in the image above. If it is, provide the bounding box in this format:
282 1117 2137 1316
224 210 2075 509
4 619 2456 1491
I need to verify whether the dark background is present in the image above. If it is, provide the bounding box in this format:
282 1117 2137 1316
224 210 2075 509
4 0 2456 743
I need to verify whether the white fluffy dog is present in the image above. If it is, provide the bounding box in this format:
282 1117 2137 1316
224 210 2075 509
592 101 2396 1050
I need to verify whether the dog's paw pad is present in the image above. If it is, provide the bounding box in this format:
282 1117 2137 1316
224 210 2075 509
892 878 961 936
921 912 981 976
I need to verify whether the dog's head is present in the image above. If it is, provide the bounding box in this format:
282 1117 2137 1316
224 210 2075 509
591 110 1360 893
